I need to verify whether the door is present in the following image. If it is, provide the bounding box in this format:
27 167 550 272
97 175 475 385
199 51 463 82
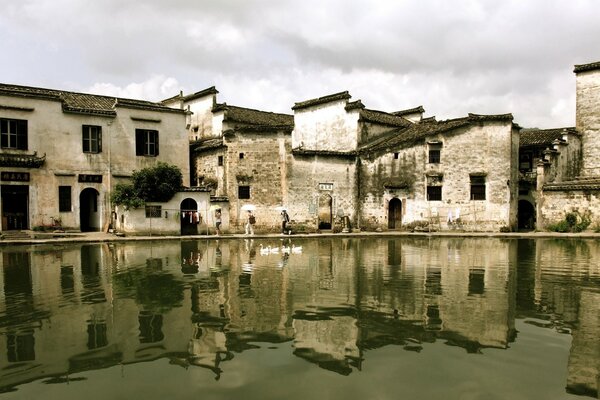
1 185 29 230
180 198 198 235
80 188 100 232
388 198 402 229
318 194 332 230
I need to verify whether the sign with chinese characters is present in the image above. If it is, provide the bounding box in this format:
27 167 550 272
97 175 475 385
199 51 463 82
1 171 30 182
318 183 333 191
78 174 103 183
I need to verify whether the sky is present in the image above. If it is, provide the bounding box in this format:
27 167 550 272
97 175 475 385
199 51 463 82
1 0 599 128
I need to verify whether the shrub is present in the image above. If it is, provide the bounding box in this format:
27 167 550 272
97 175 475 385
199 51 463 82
111 162 183 209
547 210 592 233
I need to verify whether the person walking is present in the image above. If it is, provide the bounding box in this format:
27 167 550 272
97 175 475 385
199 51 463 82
214 209 222 235
281 210 290 234
245 210 255 235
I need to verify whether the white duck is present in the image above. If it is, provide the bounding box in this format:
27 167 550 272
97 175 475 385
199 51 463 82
259 244 270 255
291 245 303 254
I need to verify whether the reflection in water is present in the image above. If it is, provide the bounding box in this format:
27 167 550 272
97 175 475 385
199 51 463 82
0 238 599 398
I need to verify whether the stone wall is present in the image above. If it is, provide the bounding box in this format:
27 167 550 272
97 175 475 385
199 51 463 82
576 68 600 176
286 154 357 229
224 130 291 229
360 120 518 231
538 189 600 227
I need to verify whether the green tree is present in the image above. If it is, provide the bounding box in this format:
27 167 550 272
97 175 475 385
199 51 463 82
111 162 183 209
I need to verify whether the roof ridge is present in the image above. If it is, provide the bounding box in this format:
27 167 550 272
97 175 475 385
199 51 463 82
292 91 351 110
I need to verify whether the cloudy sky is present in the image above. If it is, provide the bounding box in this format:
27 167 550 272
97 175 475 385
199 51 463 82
2 0 599 128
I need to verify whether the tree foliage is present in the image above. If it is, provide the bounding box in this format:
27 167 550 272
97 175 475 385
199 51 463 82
111 162 183 208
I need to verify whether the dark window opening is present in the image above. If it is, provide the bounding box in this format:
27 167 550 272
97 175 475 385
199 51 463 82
470 176 486 200
394 152 399 159
238 185 250 199
82 125 102 153
218 155 223 166
519 152 533 171
239 152 245 159
1 118 28 150
135 129 159 156
428 143 442 164
139 312 165 343
7 333 35 362
58 186 72 212
87 321 108 350
145 205 162 218
468 269 485 295
427 186 442 201
429 149 441 163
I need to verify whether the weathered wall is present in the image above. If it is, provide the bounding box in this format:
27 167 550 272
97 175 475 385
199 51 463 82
286 155 357 229
223 130 291 230
0 93 188 231
360 121 518 231
186 95 216 140
194 147 227 196
538 189 600 227
115 191 212 235
577 68 600 176
292 101 359 152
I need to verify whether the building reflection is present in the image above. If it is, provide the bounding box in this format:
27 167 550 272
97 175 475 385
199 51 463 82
0 238 598 398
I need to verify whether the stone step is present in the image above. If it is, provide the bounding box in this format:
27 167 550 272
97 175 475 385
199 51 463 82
1 230 32 240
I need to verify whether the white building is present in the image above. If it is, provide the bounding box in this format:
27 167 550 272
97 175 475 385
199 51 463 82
0 83 190 233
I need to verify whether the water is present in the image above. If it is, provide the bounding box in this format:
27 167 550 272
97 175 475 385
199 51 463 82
0 237 599 399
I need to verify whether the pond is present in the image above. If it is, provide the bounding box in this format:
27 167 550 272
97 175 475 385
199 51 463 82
0 237 599 399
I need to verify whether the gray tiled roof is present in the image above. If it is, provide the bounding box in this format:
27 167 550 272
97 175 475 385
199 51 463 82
161 86 218 104
359 108 412 127
574 61 600 73
544 176 600 191
292 91 351 110
0 83 184 116
191 137 224 153
213 103 293 127
292 148 358 158
520 127 578 147
361 113 514 155
392 106 425 116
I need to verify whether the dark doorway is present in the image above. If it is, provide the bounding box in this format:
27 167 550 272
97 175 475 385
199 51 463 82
318 194 332 230
80 188 100 232
181 198 198 235
388 198 402 229
518 200 535 231
1 185 29 230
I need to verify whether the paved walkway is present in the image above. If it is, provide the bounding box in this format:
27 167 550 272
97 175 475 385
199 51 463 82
1 229 600 245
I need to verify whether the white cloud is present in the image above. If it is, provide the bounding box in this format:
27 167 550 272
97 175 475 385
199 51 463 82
0 0 597 128
87 76 181 101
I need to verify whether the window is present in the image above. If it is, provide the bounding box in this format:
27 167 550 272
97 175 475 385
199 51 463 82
468 268 485 295
238 185 250 199
427 186 442 201
428 143 442 164
136 129 159 156
218 155 224 166
470 175 486 200
394 152 399 159
58 186 72 212
0 118 28 150
87 321 108 350
519 152 532 171
82 125 102 153
139 312 164 343
145 205 162 218
239 152 245 159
